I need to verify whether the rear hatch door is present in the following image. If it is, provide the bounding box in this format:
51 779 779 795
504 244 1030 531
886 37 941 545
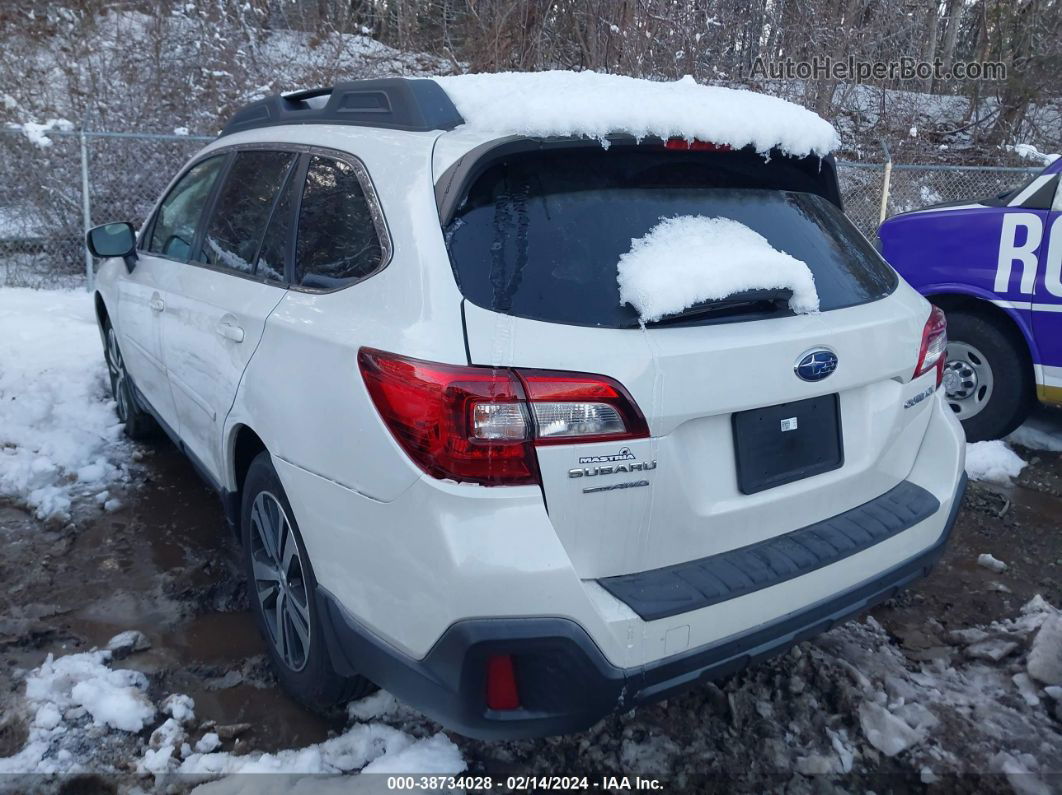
448 143 934 579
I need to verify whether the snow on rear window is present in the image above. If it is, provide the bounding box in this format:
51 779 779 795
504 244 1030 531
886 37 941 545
435 71 838 158
616 216 820 323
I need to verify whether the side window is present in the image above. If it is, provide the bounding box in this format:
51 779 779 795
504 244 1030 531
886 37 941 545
201 150 296 275
255 168 296 282
295 155 384 289
149 156 225 261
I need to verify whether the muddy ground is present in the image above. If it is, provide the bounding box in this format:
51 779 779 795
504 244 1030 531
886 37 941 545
1 413 1060 792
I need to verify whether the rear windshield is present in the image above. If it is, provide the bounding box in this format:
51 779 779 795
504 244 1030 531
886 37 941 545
444 148 897 328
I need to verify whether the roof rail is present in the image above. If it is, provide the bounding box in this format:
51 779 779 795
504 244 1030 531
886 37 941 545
220 78 464 137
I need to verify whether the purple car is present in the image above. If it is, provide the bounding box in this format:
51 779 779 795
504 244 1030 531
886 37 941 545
878 158 1062 441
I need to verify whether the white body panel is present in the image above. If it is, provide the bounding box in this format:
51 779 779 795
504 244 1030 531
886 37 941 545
217 124 469 500
464 284 936 578
277 392 963 664
157 265 285 481
111 254 180 430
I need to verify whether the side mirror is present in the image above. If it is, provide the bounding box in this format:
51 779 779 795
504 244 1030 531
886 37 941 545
87 222 137 272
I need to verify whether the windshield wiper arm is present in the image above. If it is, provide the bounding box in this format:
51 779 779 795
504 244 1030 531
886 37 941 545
644 288 793 326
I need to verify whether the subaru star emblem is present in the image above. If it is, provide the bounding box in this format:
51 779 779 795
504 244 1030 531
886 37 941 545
795 348 838 382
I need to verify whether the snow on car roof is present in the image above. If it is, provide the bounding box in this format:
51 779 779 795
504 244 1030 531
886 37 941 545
434 71 839 158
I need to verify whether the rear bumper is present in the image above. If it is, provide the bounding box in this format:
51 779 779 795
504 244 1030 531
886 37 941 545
318 473 966 740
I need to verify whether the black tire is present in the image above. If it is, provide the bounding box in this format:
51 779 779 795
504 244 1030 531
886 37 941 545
940 308 1034 442
101 319 157 441
240 451 374 713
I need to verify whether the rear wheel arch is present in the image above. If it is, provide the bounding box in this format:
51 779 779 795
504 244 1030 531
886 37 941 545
927 293 1036 439
94 292 110 344
226 424 268 537
224 424 269 543
231 424 268 496
240 450 374 710
928 293 1036 372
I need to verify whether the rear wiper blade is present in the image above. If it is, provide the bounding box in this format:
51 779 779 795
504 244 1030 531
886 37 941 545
644 288 793 326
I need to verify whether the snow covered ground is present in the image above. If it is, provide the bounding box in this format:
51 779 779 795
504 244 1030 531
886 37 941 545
0 288 131 522
0 638 465 787
963 413 1062 485
3 594 1059 791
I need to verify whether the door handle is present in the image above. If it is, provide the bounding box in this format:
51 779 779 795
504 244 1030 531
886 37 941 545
216 320 245 343
149 297 165 313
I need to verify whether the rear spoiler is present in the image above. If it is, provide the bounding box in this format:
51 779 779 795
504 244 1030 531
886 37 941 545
434 136 842 226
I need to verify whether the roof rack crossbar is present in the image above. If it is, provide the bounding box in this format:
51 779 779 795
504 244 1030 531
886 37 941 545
220 78 464 137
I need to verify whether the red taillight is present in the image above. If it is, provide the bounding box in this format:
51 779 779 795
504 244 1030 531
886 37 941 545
665 137 732 152
914 306 948 387
358 348 648 486
357 348 536 486
486 654 520 711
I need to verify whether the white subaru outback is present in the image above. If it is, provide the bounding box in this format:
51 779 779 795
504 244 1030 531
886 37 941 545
87 72 966 739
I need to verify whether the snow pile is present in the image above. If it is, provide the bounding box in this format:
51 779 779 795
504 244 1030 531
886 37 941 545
171 701 464 784
1007 413 1062 453
347 689 401 722
436 71 839 157
1027 615 1062 686
171 688 463 783
964 440 1026 484
616 216 819 322
1 643 465 782
6 118 74 148
0 648 154 775
25 651 155 732
1007 143 1060 165
808 598 1062 785
0 288 130 521
134 684 463 783
858 699 934 757
977 553 1008 573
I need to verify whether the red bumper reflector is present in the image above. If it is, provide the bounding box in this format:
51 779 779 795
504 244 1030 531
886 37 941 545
486 654 520 710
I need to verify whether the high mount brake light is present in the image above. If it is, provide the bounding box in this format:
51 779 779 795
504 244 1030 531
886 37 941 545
358 349 649 486
914 306 948 387
664 138 732 152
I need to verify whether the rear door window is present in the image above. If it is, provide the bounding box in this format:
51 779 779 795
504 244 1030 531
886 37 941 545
201 150 297 276
445 148 898 328
148 156 225 262
295 155 384 289
254 166 298 282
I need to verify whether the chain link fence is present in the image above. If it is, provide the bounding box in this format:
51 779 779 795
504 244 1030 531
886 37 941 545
0 127 1044 289
838 160 1043 235
0 129 210 288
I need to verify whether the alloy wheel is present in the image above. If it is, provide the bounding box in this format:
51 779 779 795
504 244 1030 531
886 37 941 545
249 491 312 672
105 327 130 423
